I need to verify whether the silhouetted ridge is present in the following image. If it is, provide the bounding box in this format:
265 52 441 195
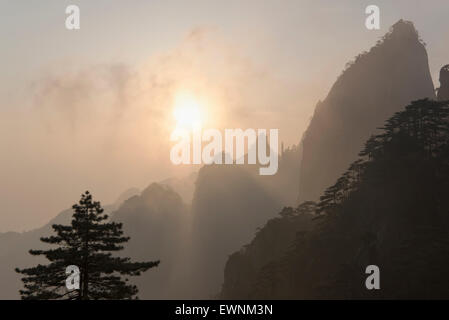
298 20 435 203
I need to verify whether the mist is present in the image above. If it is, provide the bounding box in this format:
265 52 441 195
1 0 448 232
0 27 312 232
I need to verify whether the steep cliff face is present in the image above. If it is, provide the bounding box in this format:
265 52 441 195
187 164 282 298
437 65 449 101
298 20 435 202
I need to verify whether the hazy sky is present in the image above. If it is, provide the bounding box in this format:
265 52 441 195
1 0 448 232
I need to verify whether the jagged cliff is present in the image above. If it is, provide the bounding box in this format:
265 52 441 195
437 65 449 101
298 20 435 203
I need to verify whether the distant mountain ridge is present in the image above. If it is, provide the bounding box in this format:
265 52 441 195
0 205 114 299
112 183 190 299
0 187 143 299
0 171 198 299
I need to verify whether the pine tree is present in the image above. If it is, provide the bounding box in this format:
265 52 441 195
15 191 160 300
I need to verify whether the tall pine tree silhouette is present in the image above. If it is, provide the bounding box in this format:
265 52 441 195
15 191 160 300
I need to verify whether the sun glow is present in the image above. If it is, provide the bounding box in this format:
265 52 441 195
173 93 203 131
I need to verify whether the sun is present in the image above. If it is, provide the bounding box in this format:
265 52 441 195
173 92 203 130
